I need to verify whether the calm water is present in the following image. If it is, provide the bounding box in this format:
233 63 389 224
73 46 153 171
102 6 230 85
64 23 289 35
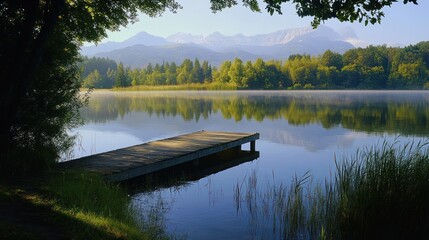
72 90 429 239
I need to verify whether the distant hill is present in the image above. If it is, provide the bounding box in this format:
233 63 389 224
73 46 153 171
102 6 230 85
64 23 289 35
81 26 357 67
95 43 263 68
81 32 170 56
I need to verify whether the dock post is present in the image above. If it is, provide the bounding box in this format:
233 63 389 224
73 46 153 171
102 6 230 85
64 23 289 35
250 141 256 152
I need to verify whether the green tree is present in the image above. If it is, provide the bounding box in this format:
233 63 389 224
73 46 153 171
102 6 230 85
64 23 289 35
165 62 178 85
177 59 193 84
201 60 212 83
320 50 343 70
284 55 318 86
130 68 140 86
244 61 258 89
214 60 232 83
317 66 339 87
360 66 386 88
82 69 101 88
395 62 425 87
139 69 149 85
416 42 429 69
341 64 362 88
265 61 285 89
115 63 130 88
252 58 270 89
342 49 360 66
146 63 154 74
80 57 117 86
191 58 204 83
228 58 245 87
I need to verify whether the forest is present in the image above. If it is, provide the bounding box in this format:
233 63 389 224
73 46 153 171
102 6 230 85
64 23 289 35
81 41 429 90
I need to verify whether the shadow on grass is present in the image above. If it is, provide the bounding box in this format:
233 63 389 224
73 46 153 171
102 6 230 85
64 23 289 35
0 184 123 240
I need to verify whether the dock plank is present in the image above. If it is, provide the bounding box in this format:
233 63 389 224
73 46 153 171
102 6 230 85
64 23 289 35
60 131 259 182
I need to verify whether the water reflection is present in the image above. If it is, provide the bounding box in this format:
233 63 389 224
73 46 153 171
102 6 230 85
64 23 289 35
82 90 429 136
126 149 260 192
129 150 260 238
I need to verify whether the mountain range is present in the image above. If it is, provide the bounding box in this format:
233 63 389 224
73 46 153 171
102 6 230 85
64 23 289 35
81 26 363 67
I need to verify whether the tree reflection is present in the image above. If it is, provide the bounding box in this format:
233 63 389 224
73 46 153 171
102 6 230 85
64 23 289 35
81 91 429 136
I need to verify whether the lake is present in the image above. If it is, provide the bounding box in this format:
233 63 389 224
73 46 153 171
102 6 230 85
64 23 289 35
71 90 429 239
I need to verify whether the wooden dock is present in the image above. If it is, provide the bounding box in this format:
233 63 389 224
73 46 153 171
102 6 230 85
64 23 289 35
60 131 259 182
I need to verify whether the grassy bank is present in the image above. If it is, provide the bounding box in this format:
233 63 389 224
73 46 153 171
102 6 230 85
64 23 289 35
235 140 429 239
0 169 169 240
113 82 238 91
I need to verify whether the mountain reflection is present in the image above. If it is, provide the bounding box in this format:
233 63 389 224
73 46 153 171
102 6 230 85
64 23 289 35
81 91 429 136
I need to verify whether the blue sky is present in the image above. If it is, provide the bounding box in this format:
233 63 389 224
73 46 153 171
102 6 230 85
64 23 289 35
104 0 428 46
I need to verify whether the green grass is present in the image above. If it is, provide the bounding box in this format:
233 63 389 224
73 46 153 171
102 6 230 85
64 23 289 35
235 140 429 239
114 82 238 91
46 170 132 222
47 169 171 240
0 169 171 240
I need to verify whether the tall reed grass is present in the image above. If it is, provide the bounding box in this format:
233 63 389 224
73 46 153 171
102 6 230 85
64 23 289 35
234 140 429 239
334 140 429 239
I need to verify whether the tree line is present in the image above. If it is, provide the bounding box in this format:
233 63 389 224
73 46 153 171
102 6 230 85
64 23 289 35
81 41 429 90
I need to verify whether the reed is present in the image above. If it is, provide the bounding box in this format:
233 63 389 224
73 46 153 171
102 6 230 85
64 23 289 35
333 140 429 239
235 140 429 239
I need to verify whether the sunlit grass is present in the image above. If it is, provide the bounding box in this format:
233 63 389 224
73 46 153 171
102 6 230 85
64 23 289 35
47 170 130 220
114 82 238 91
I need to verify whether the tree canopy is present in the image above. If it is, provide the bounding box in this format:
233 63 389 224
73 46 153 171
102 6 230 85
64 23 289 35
212 0 418 27
0 0 420 174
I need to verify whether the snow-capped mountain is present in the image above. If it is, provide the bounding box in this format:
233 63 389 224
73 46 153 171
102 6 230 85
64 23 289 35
166 26 346 51
81 26 358 67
